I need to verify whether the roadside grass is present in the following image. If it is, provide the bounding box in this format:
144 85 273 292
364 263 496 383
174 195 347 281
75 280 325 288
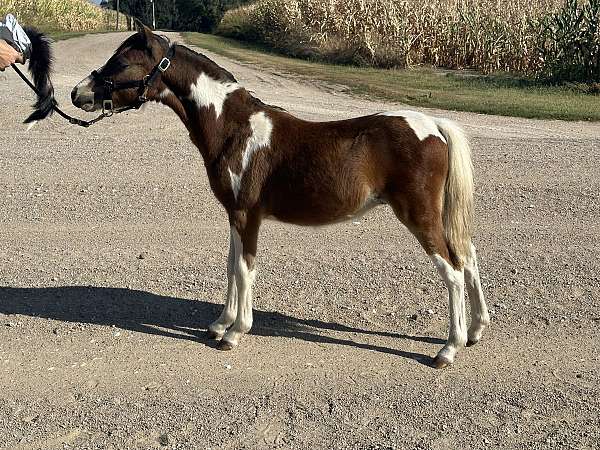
46 30 92 41
45 29 115 41
183 32 600 121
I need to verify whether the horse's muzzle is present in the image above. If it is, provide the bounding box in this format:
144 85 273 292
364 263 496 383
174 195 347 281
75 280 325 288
71 77 97 112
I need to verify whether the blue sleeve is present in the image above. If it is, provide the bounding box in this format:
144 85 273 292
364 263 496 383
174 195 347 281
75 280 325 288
0 14 32 60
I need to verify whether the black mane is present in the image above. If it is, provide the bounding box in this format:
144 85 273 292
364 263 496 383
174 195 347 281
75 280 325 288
114 32 236 84
176 44 237 83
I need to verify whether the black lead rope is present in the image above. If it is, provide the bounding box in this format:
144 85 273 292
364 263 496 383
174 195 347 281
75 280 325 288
11 45 175 128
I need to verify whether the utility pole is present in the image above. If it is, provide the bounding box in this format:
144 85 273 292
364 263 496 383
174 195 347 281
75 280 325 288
116 0 120 30
150 0 156 29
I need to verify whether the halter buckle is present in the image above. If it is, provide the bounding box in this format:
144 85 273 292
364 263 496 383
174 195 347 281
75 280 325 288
102 99 114 116
158 57 171 73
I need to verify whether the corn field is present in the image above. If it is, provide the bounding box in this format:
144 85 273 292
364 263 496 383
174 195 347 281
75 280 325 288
219 0 600 81
0 0 128 32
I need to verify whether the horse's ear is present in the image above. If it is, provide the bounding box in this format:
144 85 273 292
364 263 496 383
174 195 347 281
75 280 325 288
134 19 154 47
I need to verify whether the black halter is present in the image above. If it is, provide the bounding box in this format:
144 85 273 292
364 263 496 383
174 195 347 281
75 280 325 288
12 45 175 127
90 45 175 118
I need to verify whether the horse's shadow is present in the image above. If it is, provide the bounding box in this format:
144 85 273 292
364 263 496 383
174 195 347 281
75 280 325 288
0 286 442 366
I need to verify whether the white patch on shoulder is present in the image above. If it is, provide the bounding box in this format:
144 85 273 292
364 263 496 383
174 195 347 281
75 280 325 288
241 112 273 171
382 110 446 143
228 168 241 200
188 73 239 118
228 112 273 201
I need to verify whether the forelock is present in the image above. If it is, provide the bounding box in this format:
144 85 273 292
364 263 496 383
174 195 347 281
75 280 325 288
115 33 144 55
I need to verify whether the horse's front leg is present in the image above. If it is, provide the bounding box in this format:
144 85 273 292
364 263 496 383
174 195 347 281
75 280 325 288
218 211 260 350
207 228 238 339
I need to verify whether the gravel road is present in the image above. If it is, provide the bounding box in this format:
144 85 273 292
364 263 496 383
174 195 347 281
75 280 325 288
1 32 599 450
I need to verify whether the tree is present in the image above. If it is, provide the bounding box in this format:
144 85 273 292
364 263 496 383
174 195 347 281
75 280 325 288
104 0 251 32
175 0 226 32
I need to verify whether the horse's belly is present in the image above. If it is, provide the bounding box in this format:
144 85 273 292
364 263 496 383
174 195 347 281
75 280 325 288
266 192 386 226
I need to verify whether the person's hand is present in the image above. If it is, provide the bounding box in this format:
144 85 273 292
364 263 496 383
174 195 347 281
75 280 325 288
0 39 23 71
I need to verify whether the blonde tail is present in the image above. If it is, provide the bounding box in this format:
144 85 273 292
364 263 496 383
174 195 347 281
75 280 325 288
434 118 474 266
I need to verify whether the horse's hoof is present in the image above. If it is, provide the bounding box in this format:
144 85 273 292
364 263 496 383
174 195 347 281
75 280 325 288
466 339 478 347
217 340 235 351
432 355 452 369
207 328 223 340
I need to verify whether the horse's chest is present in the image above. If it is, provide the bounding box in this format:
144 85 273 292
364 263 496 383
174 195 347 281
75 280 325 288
207 158 264 209
206 164 237 209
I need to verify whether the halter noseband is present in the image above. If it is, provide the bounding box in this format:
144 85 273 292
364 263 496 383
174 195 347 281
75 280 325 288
90 45 175 117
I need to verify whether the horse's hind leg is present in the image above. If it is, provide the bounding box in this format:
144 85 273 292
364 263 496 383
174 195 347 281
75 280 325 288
428 247 467 369
392 202 467 368
465 243 489 346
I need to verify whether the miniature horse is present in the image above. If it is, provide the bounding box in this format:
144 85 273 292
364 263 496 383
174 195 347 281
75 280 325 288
71 23 490 368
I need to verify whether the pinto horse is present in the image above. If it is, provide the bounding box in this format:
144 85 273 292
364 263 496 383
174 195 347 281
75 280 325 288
71 24 490 368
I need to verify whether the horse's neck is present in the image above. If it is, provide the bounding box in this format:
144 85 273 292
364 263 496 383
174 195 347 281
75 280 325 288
159 52 252 164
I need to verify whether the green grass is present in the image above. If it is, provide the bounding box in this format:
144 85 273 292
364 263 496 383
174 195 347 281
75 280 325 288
183 33 600 121
46 30 92 41
45 29 114 41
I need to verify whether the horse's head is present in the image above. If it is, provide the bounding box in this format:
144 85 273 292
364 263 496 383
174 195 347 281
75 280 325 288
71 21 169 113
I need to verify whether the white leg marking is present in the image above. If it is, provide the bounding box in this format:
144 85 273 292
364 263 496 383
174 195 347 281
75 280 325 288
208 228 238 338
382 110 446 143
188 73 239 118
465 244 490 344
222 228 256 346
228 111 273 200
430 254 467 365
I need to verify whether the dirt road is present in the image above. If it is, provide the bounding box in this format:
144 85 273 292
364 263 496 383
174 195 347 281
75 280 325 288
1 32 599 449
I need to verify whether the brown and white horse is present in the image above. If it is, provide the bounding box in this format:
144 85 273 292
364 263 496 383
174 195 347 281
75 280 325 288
71 24 490 368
